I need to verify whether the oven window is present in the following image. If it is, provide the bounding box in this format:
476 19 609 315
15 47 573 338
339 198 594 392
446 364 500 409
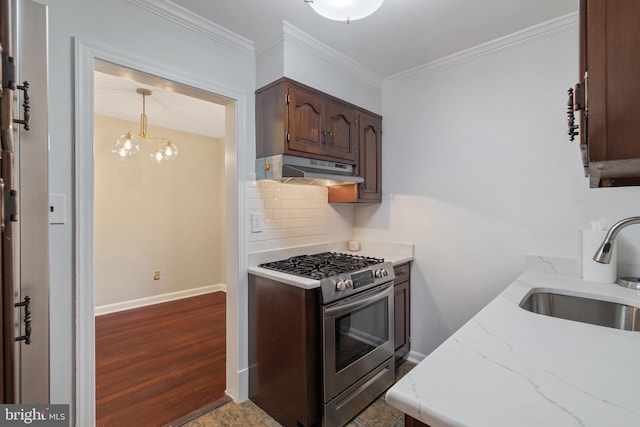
335 298 388 372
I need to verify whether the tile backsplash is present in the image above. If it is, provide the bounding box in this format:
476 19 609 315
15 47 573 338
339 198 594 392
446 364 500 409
247 181 355 253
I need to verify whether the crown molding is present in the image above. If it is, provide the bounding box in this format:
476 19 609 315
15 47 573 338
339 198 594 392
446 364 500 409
127 2 382 89
384 12 579 88
281 21 383 89
255 21 383 89
127 0 254 58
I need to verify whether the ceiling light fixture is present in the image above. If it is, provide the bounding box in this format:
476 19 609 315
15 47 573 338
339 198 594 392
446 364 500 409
304 0 384 23
112 88 179 164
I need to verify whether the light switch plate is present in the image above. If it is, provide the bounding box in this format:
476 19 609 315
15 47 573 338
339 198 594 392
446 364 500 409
251 212 264 233
49 194 65 224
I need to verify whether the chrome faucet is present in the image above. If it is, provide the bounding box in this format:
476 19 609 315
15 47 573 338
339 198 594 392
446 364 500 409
593 216 640 264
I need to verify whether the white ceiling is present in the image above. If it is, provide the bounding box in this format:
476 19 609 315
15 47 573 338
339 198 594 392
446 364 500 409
95 0 579 138
172 0 578 79
94 71 227 139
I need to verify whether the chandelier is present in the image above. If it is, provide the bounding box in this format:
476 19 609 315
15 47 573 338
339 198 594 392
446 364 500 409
112 88 179 164
304 0 384 23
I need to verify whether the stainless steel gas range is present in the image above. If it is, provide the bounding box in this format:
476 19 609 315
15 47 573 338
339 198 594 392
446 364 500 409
249 252 396 427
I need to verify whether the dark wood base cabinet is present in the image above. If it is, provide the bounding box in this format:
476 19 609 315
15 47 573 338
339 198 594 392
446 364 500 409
248 274 321 427
394 263 411 363
405 414 431 427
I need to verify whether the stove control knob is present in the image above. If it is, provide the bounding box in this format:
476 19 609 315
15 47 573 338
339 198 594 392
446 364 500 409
375 268 389 278
336 281 347 291
345 279 354 289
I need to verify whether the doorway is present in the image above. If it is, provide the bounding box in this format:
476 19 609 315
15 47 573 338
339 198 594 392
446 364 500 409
74 39 247 425
92 63 228 311
92 61 230 424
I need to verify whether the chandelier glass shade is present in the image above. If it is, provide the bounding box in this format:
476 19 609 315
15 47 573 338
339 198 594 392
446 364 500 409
304 0 384 22
112 131 140 159
112 88 178 164
151 141 179 164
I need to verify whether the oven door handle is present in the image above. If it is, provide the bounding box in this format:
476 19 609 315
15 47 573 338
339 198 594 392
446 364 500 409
324 283 393 317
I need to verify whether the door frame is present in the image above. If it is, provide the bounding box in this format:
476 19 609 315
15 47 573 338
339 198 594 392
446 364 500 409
74 38 249 426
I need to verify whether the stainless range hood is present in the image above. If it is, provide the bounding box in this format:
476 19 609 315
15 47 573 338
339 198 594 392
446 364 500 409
256 154 364 186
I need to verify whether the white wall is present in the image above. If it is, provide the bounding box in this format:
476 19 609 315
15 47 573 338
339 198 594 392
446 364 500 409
255 22 383 114
354 16 640 357
94 115 224 307
44 0 255 410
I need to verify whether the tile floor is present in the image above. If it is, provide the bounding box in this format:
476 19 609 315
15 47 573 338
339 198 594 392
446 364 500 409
183 361 415 427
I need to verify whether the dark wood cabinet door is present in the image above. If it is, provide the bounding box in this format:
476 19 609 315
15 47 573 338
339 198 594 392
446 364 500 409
287 84 325 157
257 78 372 167
580 0 640 187
1 0 17 402
394 282 409 354
393 263 410 362
324 101 357 163
327 110 383 203
358 112 382 202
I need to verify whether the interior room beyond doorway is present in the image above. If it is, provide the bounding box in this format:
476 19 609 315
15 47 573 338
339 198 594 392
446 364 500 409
92 59 232 425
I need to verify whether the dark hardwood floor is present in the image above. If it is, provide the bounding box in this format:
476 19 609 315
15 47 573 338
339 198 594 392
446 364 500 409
95 292 226 427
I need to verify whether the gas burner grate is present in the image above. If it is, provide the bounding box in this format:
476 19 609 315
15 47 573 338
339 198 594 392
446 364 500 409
259 252 384 280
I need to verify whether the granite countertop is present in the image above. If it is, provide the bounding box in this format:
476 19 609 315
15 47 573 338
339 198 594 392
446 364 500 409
247 241 414 289
385 270 640 427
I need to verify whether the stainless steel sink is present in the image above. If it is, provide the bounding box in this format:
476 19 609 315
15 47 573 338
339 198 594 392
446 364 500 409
520 291 640 332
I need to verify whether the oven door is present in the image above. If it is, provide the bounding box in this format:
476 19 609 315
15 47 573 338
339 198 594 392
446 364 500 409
322 282 394 402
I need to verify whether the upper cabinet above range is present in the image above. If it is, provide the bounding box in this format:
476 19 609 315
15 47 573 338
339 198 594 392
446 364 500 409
256 78 358 164
569 0 640 187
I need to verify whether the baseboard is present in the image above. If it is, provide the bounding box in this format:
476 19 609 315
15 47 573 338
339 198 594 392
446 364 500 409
95 283 226 316
406 350 426 364
166 394 232 426
231 366 250 403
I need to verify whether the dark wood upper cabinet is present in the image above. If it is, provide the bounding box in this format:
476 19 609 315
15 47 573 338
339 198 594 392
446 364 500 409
324 100 358 162
257 78 383 203
256 78 357 164
328 110 383 203
573 0 640 187
357 112 382 202
286 84 325 157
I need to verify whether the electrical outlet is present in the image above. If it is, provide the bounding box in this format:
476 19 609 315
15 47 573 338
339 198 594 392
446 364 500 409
153 270 160 280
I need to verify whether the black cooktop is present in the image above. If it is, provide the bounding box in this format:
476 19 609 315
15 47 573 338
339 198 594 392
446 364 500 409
259 252 384 280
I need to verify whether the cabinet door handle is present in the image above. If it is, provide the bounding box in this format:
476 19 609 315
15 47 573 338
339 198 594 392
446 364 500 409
13 81 30 131
567 87 579 141
321 130 333 144
15 296 32 345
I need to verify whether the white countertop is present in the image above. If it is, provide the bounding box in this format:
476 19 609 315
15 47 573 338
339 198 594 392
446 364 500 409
248 241 414 289
385 270 640 427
